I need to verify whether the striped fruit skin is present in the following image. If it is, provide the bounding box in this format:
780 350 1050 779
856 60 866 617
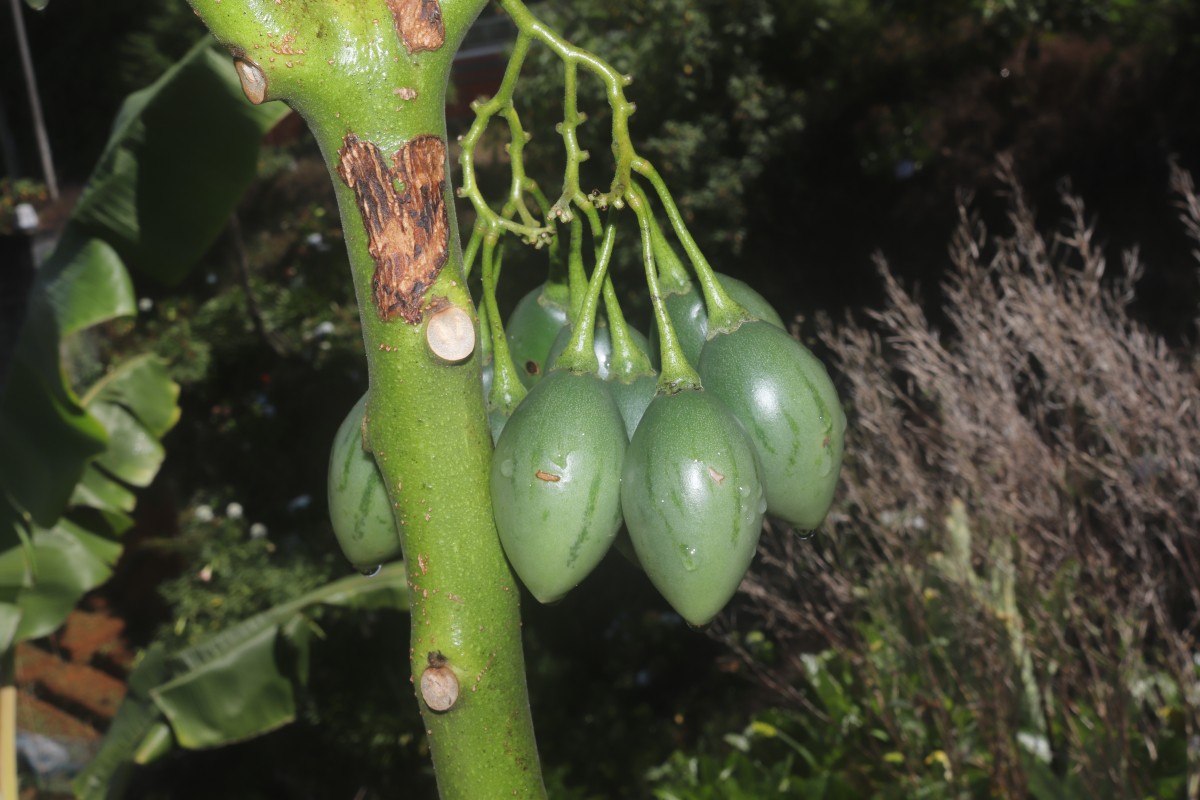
621 390 765 626
327 393 402 573
490 370 627 603
698 321 846 532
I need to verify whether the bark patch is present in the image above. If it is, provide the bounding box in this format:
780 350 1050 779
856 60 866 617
387 0 445 54
337 134 449 324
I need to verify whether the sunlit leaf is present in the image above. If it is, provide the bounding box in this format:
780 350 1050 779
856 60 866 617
38 234 135 338
0 520 122 642
84 355 181 439
133 721 175 765
70 465 137 514
87 403 165 489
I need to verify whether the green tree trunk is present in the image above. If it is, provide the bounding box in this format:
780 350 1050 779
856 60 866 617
185 1 546 796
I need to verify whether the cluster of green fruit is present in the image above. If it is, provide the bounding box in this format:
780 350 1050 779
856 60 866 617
326 0 843 624
328 239 844 627
482 238 844 626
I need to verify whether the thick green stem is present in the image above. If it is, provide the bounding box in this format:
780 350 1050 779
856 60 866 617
186 1 545 797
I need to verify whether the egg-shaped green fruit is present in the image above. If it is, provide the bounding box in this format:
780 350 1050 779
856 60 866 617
697 321 845 531
505 284 570 387
621 389 765 625
650 272 786 366
490 371 628 602
327 393 402 573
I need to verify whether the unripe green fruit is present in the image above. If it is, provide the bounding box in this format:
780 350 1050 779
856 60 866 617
545 317 652 381
607 372 657 440
327 393 402 573
490 371 627 603
697 321 845 531
505 284 570 386
651 272 786 366
621 389 765 626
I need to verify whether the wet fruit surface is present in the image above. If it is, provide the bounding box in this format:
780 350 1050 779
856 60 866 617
491 370 628 603
620 389 765 625
698 321 845 531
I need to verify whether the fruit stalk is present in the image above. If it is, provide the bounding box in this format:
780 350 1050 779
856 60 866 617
185 1 545 796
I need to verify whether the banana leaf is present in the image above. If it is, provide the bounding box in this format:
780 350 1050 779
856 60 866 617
72 564 411 800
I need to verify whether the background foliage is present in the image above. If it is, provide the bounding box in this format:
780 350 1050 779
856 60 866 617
4 0 1200 797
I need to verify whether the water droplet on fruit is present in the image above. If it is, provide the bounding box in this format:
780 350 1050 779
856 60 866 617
681 545 698 572
360 565 383 577
757 495 768 515
500 459 514 478
796 530 815 541
817 449 834 477
738 484 751 498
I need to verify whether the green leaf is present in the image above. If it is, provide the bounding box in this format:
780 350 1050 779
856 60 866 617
71 694 161 800
84 355 181 439
86 402 165 489
69 39 291 285
153 564 408 748
0 520 121 642
70 465 137 514
0 340 108 527
153 622 295 748
133 721 175 765
77 566 409 795
37 234 136 338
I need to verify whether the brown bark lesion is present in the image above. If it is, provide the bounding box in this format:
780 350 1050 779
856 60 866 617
387 0 445 54
337 134 449 324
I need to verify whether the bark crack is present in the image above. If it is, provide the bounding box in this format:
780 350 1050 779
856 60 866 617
337 134 449 324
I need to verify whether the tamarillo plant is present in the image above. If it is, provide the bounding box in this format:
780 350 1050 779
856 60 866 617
176 0 845 795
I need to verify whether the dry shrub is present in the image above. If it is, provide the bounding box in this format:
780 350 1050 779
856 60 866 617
725 155 1200 796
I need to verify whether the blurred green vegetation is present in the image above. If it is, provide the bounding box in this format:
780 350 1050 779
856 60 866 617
7 0 1200 796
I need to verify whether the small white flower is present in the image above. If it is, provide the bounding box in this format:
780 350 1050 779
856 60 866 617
138 297 153 312
198 565 213 582
14 203 38 232
311 320 336 338
226 502 244 520
194 505 214 522
249 523 268 539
